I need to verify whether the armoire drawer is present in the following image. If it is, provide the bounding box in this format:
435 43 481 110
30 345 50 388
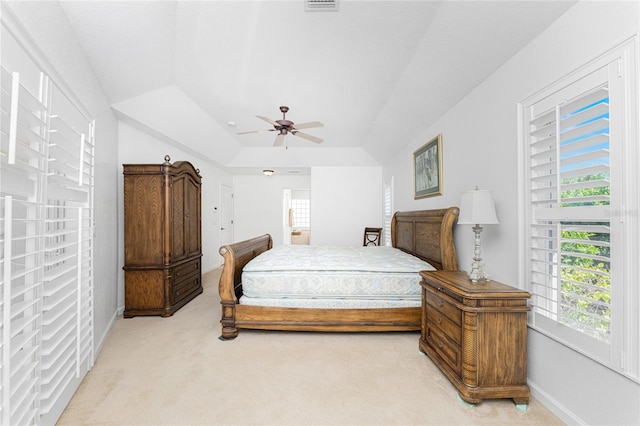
172 258 201 303
173 258 201 280
173 274 200 303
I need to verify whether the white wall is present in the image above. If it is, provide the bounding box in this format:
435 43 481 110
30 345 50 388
383 1 640 424
3 1 121 357
232 167 382 248
311 167 383 246
117 123 233 311
233 173 311 245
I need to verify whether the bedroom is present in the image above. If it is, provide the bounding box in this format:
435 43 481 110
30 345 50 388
1 1 639 425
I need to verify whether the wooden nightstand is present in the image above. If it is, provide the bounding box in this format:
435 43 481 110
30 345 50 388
419 270 531 406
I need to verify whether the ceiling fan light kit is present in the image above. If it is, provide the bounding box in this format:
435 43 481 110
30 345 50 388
238 106 324 146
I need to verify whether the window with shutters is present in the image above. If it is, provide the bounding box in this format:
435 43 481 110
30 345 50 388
519 38 639 378
1 16 95 425
383 177 393 246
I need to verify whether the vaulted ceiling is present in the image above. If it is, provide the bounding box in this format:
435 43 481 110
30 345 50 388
59 0 576 171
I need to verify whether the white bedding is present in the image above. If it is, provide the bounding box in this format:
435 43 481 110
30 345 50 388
239 245 435 308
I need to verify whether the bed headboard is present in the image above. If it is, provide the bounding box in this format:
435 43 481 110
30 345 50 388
391 207 459 271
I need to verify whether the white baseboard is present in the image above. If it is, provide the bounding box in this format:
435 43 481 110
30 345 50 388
528 379 585 425
94 310 118 363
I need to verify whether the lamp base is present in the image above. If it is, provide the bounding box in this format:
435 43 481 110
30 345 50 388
468 224 491 283
468 259 490 283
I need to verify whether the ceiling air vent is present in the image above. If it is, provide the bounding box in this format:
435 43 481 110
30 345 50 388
305 0 339 12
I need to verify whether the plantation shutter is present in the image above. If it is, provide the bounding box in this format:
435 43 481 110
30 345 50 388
525 62 615 360
383 178 393 246
40 84 95 425
1 67 48 426
1 21 95 426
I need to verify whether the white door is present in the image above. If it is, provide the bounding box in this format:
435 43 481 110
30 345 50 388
283 189 292 244
220 184 234 252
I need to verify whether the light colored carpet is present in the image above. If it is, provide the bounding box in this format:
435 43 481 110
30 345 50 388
58 268 563 425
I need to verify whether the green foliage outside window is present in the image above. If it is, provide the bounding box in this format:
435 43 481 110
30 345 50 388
559 173 611 342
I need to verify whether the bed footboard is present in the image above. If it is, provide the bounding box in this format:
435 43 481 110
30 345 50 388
218 234 272 339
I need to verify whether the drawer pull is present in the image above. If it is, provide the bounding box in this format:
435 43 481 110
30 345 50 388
437 300 443 307
437 286 443 291
437 317 442 324
438 341 444 349
176 271 181 277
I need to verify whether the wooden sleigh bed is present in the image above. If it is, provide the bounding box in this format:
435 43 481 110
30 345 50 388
217 207 459 339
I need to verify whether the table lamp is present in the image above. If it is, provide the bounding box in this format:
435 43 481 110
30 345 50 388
458 187 499 282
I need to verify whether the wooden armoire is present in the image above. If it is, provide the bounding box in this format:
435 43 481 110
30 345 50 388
123 155 203 317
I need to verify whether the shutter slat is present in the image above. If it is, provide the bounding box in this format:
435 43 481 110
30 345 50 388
560 117 609 143
561 177 609 192
48 141 77 166
560 133 608 156
561 147 609 167
530 122 556 139
50 114 82 140
533 205 610 221
560 101 608 130
560 87 608 116
562 223 610 233
529 108 555 128
561 164 610 180
561 195 610 204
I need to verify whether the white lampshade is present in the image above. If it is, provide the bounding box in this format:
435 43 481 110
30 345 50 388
458 189 499 225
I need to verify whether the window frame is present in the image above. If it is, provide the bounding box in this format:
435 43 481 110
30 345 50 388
517 36 639 380
383 176 393 246
290 197 310 229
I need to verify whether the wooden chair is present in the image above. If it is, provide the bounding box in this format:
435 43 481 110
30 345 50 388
363 227 382 246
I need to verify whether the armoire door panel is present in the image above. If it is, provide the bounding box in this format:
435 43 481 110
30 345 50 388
171 175 186 261
186 176 201 257
124 174 164 265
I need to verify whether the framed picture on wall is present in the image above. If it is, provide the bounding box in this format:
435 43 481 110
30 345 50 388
413 134 443 199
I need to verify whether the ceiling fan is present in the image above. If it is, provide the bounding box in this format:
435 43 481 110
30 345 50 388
237 106 324 146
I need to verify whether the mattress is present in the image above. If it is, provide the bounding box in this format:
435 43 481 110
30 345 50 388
239 245 435 308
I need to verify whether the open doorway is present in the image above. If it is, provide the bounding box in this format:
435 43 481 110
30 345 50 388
283 188 310 245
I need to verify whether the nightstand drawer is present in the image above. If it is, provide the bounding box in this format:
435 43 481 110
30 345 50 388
425 286 461 326
426 305 461 345
425 324 461 375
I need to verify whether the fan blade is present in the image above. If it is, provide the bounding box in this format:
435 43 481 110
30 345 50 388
256 115 278 126
293 131 323 144
292 121 324 130
274 133 286 146
237 129 274 135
